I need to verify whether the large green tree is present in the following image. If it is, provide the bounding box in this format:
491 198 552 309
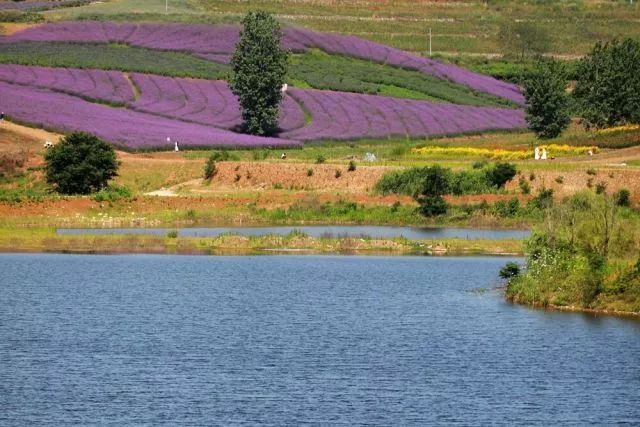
45 132 118 194
574 38 640 129
230 11 289 136
523 59 570 139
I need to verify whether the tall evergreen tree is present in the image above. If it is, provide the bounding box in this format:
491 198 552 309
523 59 570 139
230 11 289 136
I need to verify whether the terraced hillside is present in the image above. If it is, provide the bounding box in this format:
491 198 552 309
0 21 526 150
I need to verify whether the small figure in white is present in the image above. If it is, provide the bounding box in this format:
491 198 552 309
44 140 54 149
174 140 179 152
541 148 548 160
588 149 593 156
281 83 288 93
0 111 4 121
534 146 540 160
280 152 286 160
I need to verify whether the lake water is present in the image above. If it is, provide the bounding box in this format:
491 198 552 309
57 225 530 240
1 254 638 425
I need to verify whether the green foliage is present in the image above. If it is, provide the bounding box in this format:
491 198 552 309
45 132 118 195
528 187 554 210
523 59 571 139
92 185 132 202
203 157 217 180
347 160 356 172
498 21 551 62
574 38 640 129
315 155 326 164
0 10 44 23
290 50 514 107
494 197 520 217
230 11 288 135
306 168 313 177
595 181 607 195
484 162 517 188
417 195 448 217
167 230 178 238
375 162 517 198
206 151 239 162
334 169 342 178
0 42 228 79
614 188 631 207
518 176 531 194
499 262 521 280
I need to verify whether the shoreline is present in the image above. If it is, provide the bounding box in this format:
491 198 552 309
517 301 640 319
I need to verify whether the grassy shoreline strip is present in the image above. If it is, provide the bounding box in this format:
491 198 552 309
0 230 524 257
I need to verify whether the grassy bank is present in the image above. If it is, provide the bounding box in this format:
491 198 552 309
504 192 640 315
0 228 523 256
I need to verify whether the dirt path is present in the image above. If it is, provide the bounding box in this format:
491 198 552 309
0 121 62 142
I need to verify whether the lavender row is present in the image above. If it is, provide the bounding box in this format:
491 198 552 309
0 64 134 104
0 1 88 11
0 81 300 150
281 88 526 141
2 21 523 103
128 73 306 132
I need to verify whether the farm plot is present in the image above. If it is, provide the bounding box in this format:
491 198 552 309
0 81 300 150
128 73 306 132
1 21 524 104
281 88 525 141
0 64 134 104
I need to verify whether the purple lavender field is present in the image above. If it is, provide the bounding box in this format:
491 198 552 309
0 81 300 150
0 63 525 149
1 21 524 104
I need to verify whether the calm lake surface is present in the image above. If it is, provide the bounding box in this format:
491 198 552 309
57 225 530 240
1 254 638 425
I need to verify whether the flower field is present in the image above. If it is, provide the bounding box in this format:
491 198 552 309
0 63 525 148
1 21 524 104
0 81 300 150
0 64 134 104
412 144 598 160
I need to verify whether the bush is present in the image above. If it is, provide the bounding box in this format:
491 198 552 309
45 132 118 195
499 262 521 280
494 197 520 217
417 195 448 217
614 188 631 207
595 181 607 195
523 59 571 139
528 187 554 210
518 176 531 194
347 160 356 172
203 156 217 180
485 162 517 188
306 168 313 177
335 169 342 178
167 230 178 238
315 155 326 164
230 11 288 135
555 176 564 184
92 185 132 202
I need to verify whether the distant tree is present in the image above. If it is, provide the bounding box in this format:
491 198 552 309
523 59 571 139
45 132 118 195
574 38 640 129
419 165 451 196
418 195 448 217
230 11 289 135
498 21 551 62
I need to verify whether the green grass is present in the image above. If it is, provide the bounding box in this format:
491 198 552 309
289 50 514 107
0 42 229 79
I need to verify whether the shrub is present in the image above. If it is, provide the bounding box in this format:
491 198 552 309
306 168 313 177
614 188 631 207
347 160 356 172
586 168 597 175
499 262 521 280
92 185 132 202
315 155 326 164
494 197 520 217
523 59 571 139
595 181 607 194
203 156 217 180
555 176 564 184
45 132 118 195
518 176 531 194
472 160 488 169
167 230 178 238
485 162 517 188
335 169 342 178
417 195 448 217
528 187 554 210
230 11 289 135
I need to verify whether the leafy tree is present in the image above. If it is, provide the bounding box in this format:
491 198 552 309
230 11 289 135
523 59 571 139
498 21 551 62
574 38 640 129
418 195 448 217
499 262 521 280
420 165 451 196
45 132 118 195
485 162 517 188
